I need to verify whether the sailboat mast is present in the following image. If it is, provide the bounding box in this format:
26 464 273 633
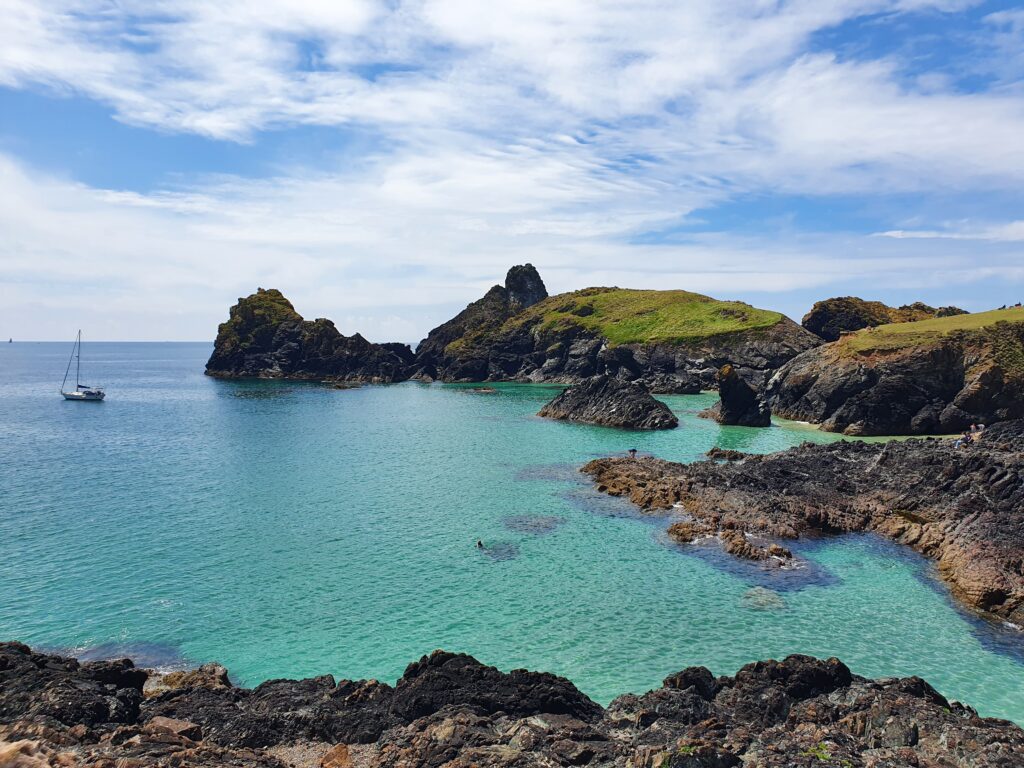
76 330 81 388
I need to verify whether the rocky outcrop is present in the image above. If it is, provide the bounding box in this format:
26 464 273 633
205 288 413 383
3 642 1022 767
413 265 548 380
802 297 967 342
415 270 820 387
538 377 678 430
768 310 1024 435
583 427 1024 624
699 364 771 427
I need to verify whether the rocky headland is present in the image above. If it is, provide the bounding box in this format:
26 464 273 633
415 271 820 389
584 419 1024 624
3 641 1023 767
205 289 413 384
768 307 1024 435
802 297 968 342
537 377 679 430
699 364 771 427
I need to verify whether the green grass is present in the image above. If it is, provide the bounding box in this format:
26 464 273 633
841 307 1024 353
507 287 785 345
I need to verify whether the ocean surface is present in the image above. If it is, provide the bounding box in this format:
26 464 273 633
2 342 1023 722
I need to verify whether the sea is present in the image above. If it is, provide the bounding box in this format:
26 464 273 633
2 341 1022 722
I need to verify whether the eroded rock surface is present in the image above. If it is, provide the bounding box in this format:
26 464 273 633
538 377 678 430
3 643 1022 767
699 364 771 427
205 288 413 383
583 429 1024 623
802 297 967 342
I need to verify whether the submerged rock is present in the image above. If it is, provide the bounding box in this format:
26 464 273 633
538 376 679 430
583 427 1024 624
4 642 1021 767
741 586 787 611
700 364 771 427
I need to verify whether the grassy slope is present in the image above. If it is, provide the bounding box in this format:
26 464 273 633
840 306 1024 373
499 287 784 346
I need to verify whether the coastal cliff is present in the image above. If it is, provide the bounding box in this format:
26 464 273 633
205 289 413 383
3 642 1021 767
768 307 1024 435
802 297 968 342
584 420 1024 625
416 272 820 388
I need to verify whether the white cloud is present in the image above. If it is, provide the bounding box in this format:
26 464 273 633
876 221 1024 241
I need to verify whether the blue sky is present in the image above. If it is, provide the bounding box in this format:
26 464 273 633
1 0 1023 341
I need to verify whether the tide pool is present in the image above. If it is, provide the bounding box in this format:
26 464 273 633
1 342 1022 722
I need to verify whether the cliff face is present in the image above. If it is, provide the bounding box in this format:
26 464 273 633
205 288 413 383
537 376 679 430
802 296 967 342
699 364 771 427
584 423 1024 625
3 641 1022 767
768 308 1024 435
417 277 820 388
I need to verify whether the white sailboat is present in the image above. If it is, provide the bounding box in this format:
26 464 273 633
61 330 105 401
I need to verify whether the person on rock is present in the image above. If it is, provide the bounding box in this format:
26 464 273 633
628 448 638 459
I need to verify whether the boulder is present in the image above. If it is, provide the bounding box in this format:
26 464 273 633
537 376 678 430
700 364 771 427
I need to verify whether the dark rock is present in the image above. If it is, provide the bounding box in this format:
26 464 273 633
700 364 771 427
538 376 678 430
205 288 412 383
583 429 1024 623
802 296 966 342
390 651 603 724
504 264 548 311
768 317 1024 435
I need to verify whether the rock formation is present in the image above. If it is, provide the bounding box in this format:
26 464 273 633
584 425 1024 624
699 364 771 427
538 377 679 430
415 269 820 387
2 642 1022 767
802 296 968 342
205 288 413 383
768 308 1024 435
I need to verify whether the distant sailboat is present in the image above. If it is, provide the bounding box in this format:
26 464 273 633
61 330 105 401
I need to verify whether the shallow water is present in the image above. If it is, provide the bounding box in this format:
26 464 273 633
1 342 1022 722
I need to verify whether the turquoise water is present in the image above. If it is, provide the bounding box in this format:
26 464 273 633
2 342 1023 722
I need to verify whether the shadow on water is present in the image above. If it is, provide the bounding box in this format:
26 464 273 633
502 515 566 536
42 641 193 671
479 541 521 561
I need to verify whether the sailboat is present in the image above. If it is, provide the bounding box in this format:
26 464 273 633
61 330 105 401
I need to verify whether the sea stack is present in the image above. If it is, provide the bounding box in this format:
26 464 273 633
700 364 771 427
537 376 678 430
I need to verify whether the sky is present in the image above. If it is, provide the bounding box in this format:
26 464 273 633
1 1 1024 342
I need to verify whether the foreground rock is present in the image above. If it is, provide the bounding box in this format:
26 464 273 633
538 377 678 430
584 424 1024 623
769 307 1024 435
3 643 1022 767
205 288 413 383
802 296 967 342
699 364 771 427
415 267 820 387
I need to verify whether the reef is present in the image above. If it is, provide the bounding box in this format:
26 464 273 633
537 377 678 430
3 642 1022 767
584 421 1024 624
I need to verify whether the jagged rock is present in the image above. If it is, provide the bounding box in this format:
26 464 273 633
3 644 1023 767
583 428 1024 623
537 376 678 430
802 296 967 342
769 310 1024 435
205 288 412 383
699 364 771 427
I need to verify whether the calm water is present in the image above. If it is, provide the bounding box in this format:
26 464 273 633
2 342 1023 722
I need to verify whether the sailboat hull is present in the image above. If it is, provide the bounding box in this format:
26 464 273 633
62 390 105 401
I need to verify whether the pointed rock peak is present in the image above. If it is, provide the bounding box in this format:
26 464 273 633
504 264 547 310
